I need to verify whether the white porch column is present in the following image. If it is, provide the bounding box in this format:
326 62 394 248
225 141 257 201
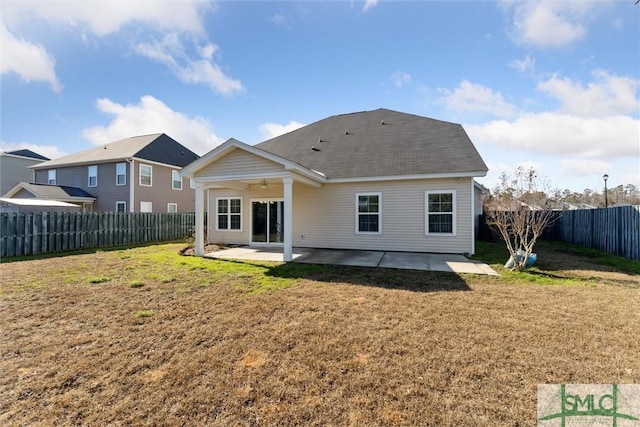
283 177 293 262
194 183 205 256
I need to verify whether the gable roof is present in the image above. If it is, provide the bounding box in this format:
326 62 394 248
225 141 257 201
256 108 488 180
181 138 327 183
4 182 96 201
32 133 199 169
3 149 50 161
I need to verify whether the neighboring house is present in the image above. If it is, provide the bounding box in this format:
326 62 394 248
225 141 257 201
15 134 199 212
0 149 50 196
182 108 489 260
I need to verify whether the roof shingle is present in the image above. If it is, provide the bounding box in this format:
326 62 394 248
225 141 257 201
256 108 488 179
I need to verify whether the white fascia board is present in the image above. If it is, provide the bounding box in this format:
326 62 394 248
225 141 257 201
328 171 487 184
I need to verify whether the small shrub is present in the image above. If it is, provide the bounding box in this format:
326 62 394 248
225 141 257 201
89 276 110 284
129 281 145 288
135 310 154 318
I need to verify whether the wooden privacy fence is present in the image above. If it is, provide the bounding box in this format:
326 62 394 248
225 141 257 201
557 205 640 261
0 212 199 258
478 205 640 261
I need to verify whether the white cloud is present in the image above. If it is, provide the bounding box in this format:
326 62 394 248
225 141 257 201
2 1 209 37
135 33 244 97
441 80 517 118
390 71 412 88
269 13 286 26
509 56 535 74
467 113 639 160
363 0 379 13
0 23 61 92
258 121 306 140
538 70 640 117
504 0 610 48
82 95 223 155
0 141 67 161
561 159 611 178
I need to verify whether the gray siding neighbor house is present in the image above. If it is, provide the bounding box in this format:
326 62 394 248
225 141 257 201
181 108 489 260
0 149 49 196
5 134 199 212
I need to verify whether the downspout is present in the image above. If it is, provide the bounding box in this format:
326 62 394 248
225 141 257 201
126 158 134 212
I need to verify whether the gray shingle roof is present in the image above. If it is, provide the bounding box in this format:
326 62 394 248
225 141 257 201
4 149 50 161
255 108 488 179
17 183 96 200
32 133 198 169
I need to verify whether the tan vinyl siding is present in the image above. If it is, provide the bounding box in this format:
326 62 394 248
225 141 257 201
293 179 472 254
207 177 473 254
196 149 285 177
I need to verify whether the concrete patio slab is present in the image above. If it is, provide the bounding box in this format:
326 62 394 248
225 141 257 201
203 246 498 275
205 246 309 262
294 249 385 267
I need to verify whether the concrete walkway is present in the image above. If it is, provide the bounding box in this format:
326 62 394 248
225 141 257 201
205 246 498 275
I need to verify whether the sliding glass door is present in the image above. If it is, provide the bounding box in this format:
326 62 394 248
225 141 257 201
251 200 284 244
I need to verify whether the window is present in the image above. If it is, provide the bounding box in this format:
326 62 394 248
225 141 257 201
116 163 126 186
116 201 126 212
172 170 182 190
356 193 381 234
140 164 152 186
190 179 195 189
217 197 242 231
48 170 56 185
140 201 152 212
425 191 456 235
167 203 178 213
88 165 98 187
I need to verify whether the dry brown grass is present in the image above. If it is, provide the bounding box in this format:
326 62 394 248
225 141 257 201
1 242 639 426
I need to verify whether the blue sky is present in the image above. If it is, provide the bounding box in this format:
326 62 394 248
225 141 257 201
1 0 639 193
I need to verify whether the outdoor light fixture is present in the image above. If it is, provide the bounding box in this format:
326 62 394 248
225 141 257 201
603 174 609 208
260 179 268 189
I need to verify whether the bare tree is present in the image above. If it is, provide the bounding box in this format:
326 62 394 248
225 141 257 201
484 167 560 271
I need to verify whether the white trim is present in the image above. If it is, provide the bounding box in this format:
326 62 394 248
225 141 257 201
425 190 457 236
139 164 152 187
116 162 126 186
331 171 486 184
355 192 382 235
470 179 475 256
127 158 134 212
171 170 182 190
88 165 98 187
216 196 243 232
167 202 178 213
116 201 126 212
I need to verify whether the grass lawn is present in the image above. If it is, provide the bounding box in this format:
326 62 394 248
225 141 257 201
1 240 638 426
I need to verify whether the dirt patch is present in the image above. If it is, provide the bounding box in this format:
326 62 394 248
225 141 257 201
1 242 639 426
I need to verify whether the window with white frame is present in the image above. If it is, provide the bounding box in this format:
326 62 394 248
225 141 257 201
116 201 126 212
425 191 456 235
217 197 242 231
140 201 152 212
88 165 98 187
167 203 177 213
190 179 195 189
139 164 152 186
116 163 126 185
48 169 56 185
356 193 381 234
172 170 182 190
